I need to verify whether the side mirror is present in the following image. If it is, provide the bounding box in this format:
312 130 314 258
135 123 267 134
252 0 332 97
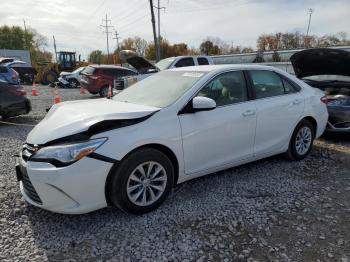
192 96 216 111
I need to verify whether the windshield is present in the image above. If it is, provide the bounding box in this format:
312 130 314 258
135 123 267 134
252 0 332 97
113 70 206 108
155 57 175 71
303 75 350 82
82 66 95 75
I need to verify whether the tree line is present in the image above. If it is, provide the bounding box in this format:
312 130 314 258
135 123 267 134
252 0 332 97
88 31 350 63
0 25 52 64
0 25 349 65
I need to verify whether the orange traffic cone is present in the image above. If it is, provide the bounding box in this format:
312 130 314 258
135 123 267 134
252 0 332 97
107 84 112 98
31 82 38 96
53 88 61 104
80 86 86 94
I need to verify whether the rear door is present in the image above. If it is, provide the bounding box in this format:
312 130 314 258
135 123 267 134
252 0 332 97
179 70 256 174
247 70 304 156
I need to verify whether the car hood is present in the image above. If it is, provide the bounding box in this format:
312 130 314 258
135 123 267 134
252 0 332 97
290 48 350 78
119 50 158 73
27 99 160 145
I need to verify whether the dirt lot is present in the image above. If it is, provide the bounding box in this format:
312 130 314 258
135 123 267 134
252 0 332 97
0 85 349 261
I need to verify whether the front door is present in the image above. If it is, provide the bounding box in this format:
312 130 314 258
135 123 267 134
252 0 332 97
178 70 257 174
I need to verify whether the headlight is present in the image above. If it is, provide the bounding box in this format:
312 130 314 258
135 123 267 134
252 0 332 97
30 138 107 166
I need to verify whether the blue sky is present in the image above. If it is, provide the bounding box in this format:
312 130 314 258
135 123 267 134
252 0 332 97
1 0 349 59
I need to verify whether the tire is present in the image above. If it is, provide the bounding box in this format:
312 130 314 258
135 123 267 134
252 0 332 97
99 86 109 97
68 79 80 88
108 148 174 214
41 70 58 85
286 119 315 160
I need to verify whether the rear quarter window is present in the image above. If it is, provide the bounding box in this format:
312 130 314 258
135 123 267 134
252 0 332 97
0 67 8 73
82 66 95 75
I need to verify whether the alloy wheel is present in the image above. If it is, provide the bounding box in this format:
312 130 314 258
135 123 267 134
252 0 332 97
295 126 312 155
126 161 167 207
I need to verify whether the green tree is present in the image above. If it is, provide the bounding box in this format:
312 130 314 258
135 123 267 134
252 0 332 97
0 25 51 64
88 50 104 64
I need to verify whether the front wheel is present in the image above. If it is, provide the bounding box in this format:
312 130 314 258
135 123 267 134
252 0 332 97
68 79 80 88
108 148 174 214
286 119 314 160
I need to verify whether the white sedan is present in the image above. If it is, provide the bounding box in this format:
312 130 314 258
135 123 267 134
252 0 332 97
16 65 328 214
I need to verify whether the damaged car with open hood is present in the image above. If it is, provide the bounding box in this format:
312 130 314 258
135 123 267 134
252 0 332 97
15 64 328 215
291 48 350 132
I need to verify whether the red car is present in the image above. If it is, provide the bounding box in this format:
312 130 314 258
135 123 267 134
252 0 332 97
80 65 138 97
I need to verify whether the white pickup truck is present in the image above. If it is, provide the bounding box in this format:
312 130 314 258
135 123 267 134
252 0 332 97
116 50 213 90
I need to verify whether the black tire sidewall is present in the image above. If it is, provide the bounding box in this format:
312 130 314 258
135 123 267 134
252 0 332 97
42 71 58 85
99 86 109 97
288 120 315 160
68 79 79 88
108 148 174 214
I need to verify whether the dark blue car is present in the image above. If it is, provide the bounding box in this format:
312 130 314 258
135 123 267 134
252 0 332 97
0 58 25 84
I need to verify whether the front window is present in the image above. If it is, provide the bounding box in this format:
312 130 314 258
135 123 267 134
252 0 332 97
155 57 175 70
113 71 206 108
174 58 195 68
196 71 248 106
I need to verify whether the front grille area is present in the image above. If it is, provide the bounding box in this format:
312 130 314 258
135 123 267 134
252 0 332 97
114 79 125 90
21 168 42 205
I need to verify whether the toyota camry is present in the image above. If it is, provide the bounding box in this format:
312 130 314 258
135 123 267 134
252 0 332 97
16 65 328 214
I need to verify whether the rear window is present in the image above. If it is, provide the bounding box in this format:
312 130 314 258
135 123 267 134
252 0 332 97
82 66 96 75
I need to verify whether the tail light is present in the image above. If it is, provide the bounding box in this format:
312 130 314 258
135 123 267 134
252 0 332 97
11 69 18 80
320 96 328 104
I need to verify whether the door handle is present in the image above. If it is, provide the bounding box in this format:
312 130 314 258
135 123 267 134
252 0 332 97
293 99 302 105
242 110 256 117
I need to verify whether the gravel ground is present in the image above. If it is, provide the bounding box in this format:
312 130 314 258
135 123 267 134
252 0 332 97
0 85 349 261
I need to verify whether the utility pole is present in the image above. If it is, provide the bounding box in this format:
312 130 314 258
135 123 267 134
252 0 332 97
149 0 160 62
154 0 166 60
113 31 121 52
53 35 57 62
306 8 314 37
23 20 29 50
101 14 113 64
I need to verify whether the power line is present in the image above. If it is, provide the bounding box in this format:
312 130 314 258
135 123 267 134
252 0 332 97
100 14 113 64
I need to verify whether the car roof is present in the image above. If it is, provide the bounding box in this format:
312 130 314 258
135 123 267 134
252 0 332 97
169 64 279 73
89 64 135 71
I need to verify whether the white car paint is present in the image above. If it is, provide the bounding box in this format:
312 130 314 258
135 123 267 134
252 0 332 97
58 67 85 87
18 65 328 214
121 56 214 89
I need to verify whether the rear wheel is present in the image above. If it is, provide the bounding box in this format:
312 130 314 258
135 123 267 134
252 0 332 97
108 148 174 214
41 70 58 85
286 119 314 160
99 86 109 97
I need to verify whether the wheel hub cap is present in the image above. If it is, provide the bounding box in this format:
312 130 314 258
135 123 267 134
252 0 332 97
126 161 167 207
295 126 312 155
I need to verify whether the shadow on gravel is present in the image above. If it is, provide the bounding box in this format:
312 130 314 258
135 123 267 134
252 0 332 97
21 142 349 261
